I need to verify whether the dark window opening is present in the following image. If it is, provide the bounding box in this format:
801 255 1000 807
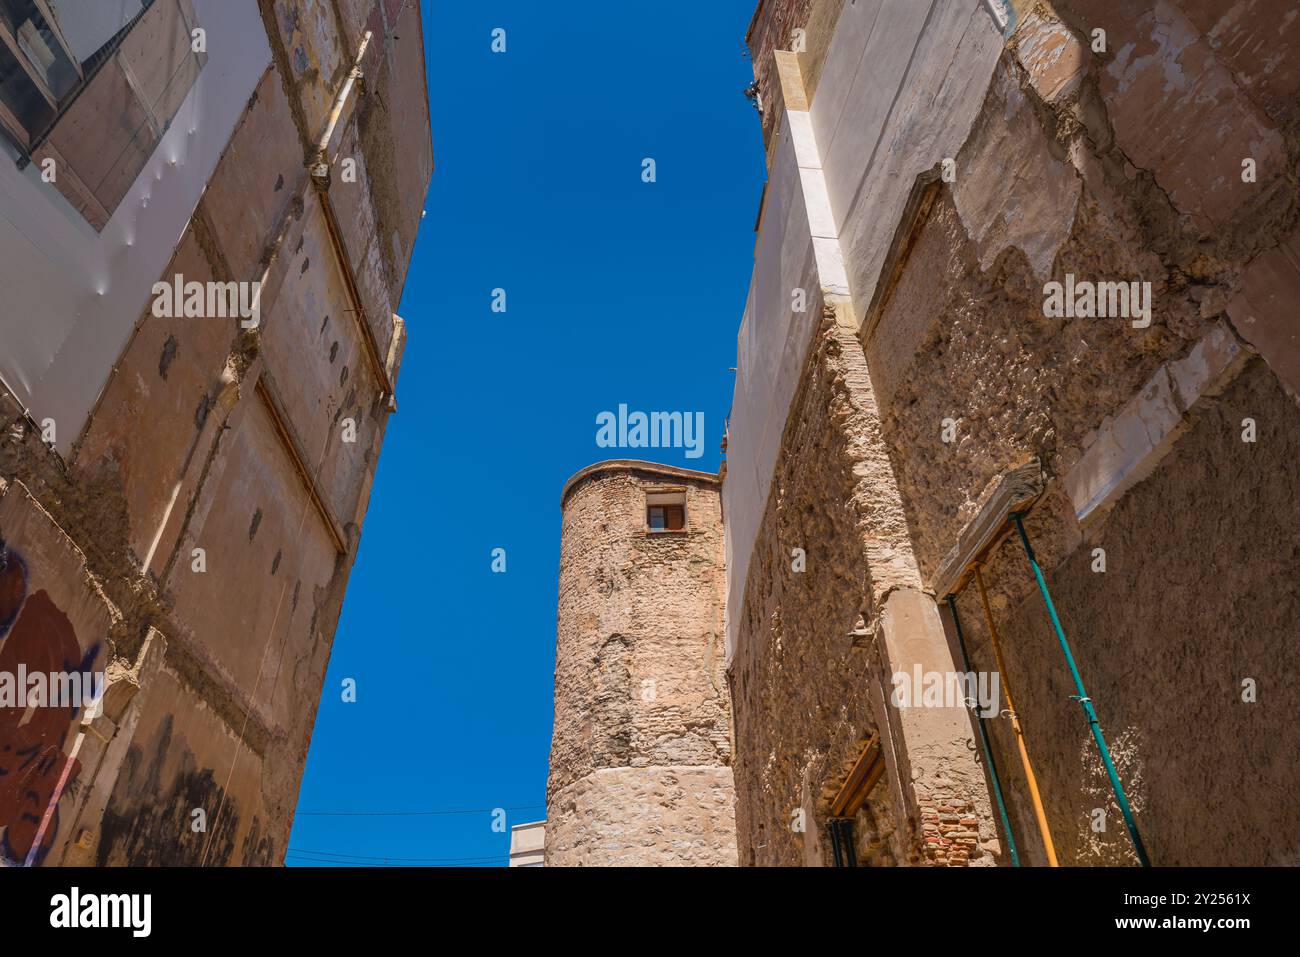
647 504 685 532
0 0 83 147
0 0 204 230
0 38 52 139
828 818 858 868
2 1 78 99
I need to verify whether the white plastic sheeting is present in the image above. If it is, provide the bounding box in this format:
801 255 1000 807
0 0 270 455
817 0 1008 324
724 112 821 663
723 0 1006 663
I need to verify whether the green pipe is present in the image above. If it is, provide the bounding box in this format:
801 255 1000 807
946 595 1020 866
1011 513 1151 867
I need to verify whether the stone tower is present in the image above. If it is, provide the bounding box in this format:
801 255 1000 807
546 461 737 865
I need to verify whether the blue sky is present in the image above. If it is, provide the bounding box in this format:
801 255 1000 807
287 0 766 867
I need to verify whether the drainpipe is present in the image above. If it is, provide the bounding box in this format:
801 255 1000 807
946 596 1020 866
312 30 372 175
828 819 844 867
1011 513 1151 866
973 563 1059 866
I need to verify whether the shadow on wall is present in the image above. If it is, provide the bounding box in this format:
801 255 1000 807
95 714 275 866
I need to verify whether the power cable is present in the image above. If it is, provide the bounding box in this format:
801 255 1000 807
286 846 508 864
296 803 544 817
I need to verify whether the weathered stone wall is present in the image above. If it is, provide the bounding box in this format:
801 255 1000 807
859 1 1300 865
871 3 1298 584
727 0 1300 867
949 360 1300 866
730 317 1002 867
546 767 737 867
546 463 736 866
746 0 844 161
0 0 430 865
746 0 815 152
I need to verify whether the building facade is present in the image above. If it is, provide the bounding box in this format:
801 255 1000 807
0 0 431 866
548 0 1300 866
508 820 545 867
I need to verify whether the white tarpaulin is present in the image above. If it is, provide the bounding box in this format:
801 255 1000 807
723 0 1006 663
723 113 819 665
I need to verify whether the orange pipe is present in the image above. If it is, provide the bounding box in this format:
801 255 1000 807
974 563 1059 867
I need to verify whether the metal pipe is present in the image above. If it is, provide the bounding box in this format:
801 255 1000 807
974 563 1059 866
315 30 372 163
946 595 1020 866
1011 513 1150 866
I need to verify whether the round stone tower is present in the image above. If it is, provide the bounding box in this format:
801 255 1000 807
545 460 737 865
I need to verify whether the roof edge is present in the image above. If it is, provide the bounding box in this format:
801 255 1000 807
561 459 721 508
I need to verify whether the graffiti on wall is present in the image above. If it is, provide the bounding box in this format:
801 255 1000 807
0 548 101 866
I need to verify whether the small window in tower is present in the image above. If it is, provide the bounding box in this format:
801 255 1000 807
646 490 687 532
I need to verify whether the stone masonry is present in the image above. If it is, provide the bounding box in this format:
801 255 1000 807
545 462 736 866
720 0 1300 867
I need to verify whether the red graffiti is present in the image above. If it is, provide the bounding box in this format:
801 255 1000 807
0 549 100 865
0 556 22 634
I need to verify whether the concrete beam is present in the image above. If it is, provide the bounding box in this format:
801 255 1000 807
1064 321 1248 524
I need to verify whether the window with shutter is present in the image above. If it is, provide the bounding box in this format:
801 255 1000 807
0 0 205 230
646 490 688 533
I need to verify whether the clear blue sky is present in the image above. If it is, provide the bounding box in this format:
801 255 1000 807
288 0 765 866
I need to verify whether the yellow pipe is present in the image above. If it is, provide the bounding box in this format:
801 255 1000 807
974 563 1059 867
